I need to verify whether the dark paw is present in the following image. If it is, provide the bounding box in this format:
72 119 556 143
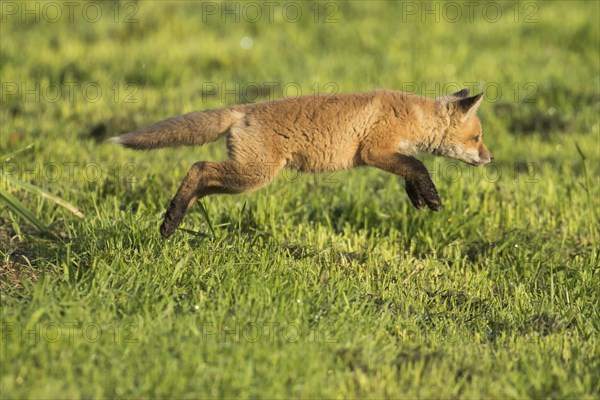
405 181 426 209
160 220 176 238
406 179 442 211
422 184 442 211
160 201 186 238
425 196 443 211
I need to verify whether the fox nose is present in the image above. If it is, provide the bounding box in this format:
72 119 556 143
490 153 494 161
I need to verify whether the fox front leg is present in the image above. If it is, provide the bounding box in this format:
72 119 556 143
363 151 442 211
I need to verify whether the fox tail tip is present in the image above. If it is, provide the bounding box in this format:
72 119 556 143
108 136 124 146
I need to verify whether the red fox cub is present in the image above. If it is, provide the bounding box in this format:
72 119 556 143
111 88 493 238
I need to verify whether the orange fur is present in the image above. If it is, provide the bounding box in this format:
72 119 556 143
111 88 492 237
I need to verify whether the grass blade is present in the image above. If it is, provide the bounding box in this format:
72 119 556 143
196 200 216 238
0 186 51 235
0 143 35 163
2 175 84 219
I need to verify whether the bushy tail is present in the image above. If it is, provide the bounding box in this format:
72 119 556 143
110 107 244 149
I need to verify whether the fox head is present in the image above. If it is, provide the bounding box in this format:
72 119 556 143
435 89 493 166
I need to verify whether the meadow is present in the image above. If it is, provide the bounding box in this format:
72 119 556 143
1 1 599 398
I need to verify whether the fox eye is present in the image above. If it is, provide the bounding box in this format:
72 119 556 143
473 135 480 143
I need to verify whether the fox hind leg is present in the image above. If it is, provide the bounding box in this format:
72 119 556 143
160 160 283 238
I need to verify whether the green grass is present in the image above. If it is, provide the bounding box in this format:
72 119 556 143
1 1 599 398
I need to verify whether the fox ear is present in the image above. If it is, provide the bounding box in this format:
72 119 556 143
451 88 470 98
456 93 484 121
